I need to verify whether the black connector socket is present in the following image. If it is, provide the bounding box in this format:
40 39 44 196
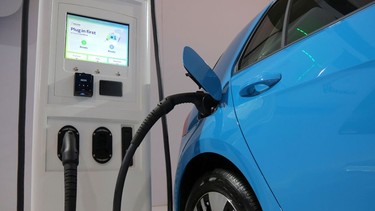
92 127 112 164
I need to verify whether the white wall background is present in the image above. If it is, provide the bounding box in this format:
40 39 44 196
0 0 268 209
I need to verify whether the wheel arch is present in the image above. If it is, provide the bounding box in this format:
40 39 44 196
178 152 258 210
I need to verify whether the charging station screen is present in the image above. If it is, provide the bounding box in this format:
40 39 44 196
65 14 129 66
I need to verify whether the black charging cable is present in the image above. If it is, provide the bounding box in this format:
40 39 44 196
17 0 30 210
60 130 79 211
113 92 217 211
150 1 174 210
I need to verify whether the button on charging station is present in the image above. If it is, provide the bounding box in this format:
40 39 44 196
92 127 112 164
74 72 93 97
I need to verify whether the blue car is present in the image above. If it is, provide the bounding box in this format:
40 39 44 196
175 0 375 210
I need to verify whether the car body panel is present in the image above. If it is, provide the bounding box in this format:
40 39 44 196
231 4 375 210
175 87 281 211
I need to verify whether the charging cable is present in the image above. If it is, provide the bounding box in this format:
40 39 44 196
150 1 174 210
17 0 30 210
113 92 217 211
60 130 79 211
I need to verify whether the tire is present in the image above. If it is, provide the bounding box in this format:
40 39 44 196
184 169 262 211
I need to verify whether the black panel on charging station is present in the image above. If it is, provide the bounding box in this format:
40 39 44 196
99 80 123 97
74 72 93 97
122 127 133 166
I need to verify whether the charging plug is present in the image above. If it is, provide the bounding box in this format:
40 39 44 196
57 126 79 211
60 130 79 166
57 126 79 163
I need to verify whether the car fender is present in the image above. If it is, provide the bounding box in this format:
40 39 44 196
175 106 282 211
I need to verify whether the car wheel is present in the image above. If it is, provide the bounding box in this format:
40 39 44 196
184 169 261 211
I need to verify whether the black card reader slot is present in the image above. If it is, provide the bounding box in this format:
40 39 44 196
99 80 123 97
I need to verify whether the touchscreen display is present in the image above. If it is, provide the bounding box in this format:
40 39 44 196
65 14 129 66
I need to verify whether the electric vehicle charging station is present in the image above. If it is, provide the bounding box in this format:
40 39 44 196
31 0 151 210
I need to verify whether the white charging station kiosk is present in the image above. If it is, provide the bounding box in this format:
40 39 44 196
31 0 151 210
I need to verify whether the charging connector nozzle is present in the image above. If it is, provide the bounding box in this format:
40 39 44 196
61 131 79 166
58 126 79 211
